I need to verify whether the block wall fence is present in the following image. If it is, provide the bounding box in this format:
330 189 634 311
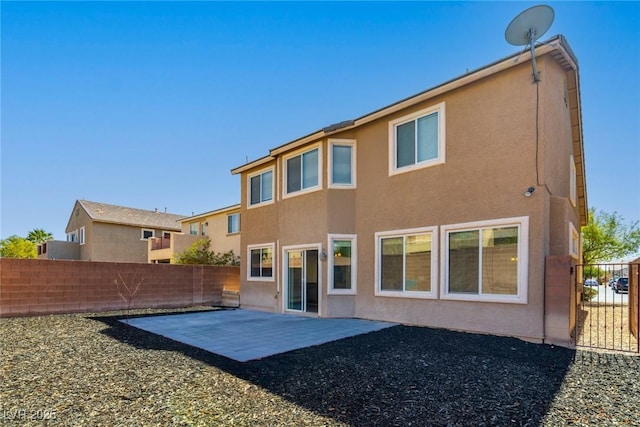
0 258 240 318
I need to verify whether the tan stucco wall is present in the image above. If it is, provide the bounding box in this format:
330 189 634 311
236 52 583 343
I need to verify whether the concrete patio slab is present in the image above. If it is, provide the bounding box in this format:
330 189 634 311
122 309 396 362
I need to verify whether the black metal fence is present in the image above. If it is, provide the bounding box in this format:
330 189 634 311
574 262 639 353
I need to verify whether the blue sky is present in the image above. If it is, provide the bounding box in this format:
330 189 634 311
2 1 639 241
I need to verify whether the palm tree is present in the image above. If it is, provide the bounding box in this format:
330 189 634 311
26 228 54 244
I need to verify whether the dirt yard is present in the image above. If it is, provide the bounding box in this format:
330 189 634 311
576 302 639 353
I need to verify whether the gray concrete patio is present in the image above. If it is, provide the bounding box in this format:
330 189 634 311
122 309 395 362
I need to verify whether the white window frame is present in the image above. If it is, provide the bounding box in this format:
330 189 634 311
227 213 240 234
440 216 529 304
141 228 155 240
79 226 86 245
328 234 357 295
569 221 580 260
328 139 356 189
282 143 323 199
67 230 78 243
247 243 276 282
247 166 275 209
162 231 171 238
388 102 446 176
569 155 577 207
375 226 438 299
189 223 199 235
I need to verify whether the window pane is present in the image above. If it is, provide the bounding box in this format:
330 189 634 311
405 234 431 292
481 227 518 295
261 171 273 202
333 240 352 289
381 237 403 291
449 230 479 294
396 121 415 168
332 145 352 184
417 112 438 162
189 223 198 235
250 175 261 205
302 149 318 189
287 156 301 193
261 247 273 277
250 249 261 277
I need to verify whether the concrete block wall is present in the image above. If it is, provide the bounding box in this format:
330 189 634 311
0 258 240 317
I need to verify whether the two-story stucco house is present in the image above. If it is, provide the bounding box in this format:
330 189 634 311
231 35 587 344
47 200 186 263
148 204 241 263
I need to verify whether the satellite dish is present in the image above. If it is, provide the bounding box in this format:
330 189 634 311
505 5 554 82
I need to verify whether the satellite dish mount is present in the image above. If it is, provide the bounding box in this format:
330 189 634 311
505 5 555 83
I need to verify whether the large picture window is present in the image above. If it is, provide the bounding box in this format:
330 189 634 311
389 102 445 176
248 168 274 207
441 217 528 304
284 145 321 196
248 244 275 281
375 227 438 299
328 234 357 294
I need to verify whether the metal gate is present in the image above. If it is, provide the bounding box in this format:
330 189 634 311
574 262 639 353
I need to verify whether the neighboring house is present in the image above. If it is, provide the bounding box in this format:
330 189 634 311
148 204 241 263
38 200 186 263
231 35 587 344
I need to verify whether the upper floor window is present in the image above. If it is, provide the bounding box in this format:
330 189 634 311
189 223 198 235
569 155 577 207
284 145 321 197
389 102 445 176
67 230 78 242
248 168 274 207
329 139 356 188
201 222 207 236
79 226 86 245
228 213 240 234
441 216 528 304
141 228 154 240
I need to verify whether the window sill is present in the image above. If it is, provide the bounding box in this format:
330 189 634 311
375 290 437 300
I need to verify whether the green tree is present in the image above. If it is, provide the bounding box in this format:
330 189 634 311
581 208 640 264
173 238 240 266
26 228 54 244
0 235 37 259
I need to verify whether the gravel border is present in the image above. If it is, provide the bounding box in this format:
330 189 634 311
2 307 639 426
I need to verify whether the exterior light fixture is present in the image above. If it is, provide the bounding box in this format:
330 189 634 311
319 250 328 262
524 187 535 197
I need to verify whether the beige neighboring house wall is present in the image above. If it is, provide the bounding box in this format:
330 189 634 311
64 200 185 263
148 204 241 263
37 240 80 260
231 35 587 344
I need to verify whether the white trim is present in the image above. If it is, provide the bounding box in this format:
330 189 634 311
374 226 438 299
79 226 86 245
328 139 357 189
327 234 357 295
388 102 446 176
247 166 275 209
569 155 577 207
281 243 323 314
440 216 529 304
141 228 155 240
569 221 580 260
227 212 240 234
282 143 323 199
247 243 276 282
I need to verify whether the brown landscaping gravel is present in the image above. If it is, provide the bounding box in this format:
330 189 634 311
2 307 639 426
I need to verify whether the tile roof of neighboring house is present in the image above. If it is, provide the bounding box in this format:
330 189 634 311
78 200 185 230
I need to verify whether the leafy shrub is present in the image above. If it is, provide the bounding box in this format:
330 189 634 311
582 286 598 301
173 238 240 266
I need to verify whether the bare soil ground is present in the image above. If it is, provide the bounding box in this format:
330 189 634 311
576 302 639 353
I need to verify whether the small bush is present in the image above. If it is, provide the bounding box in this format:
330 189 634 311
582 286 598 301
